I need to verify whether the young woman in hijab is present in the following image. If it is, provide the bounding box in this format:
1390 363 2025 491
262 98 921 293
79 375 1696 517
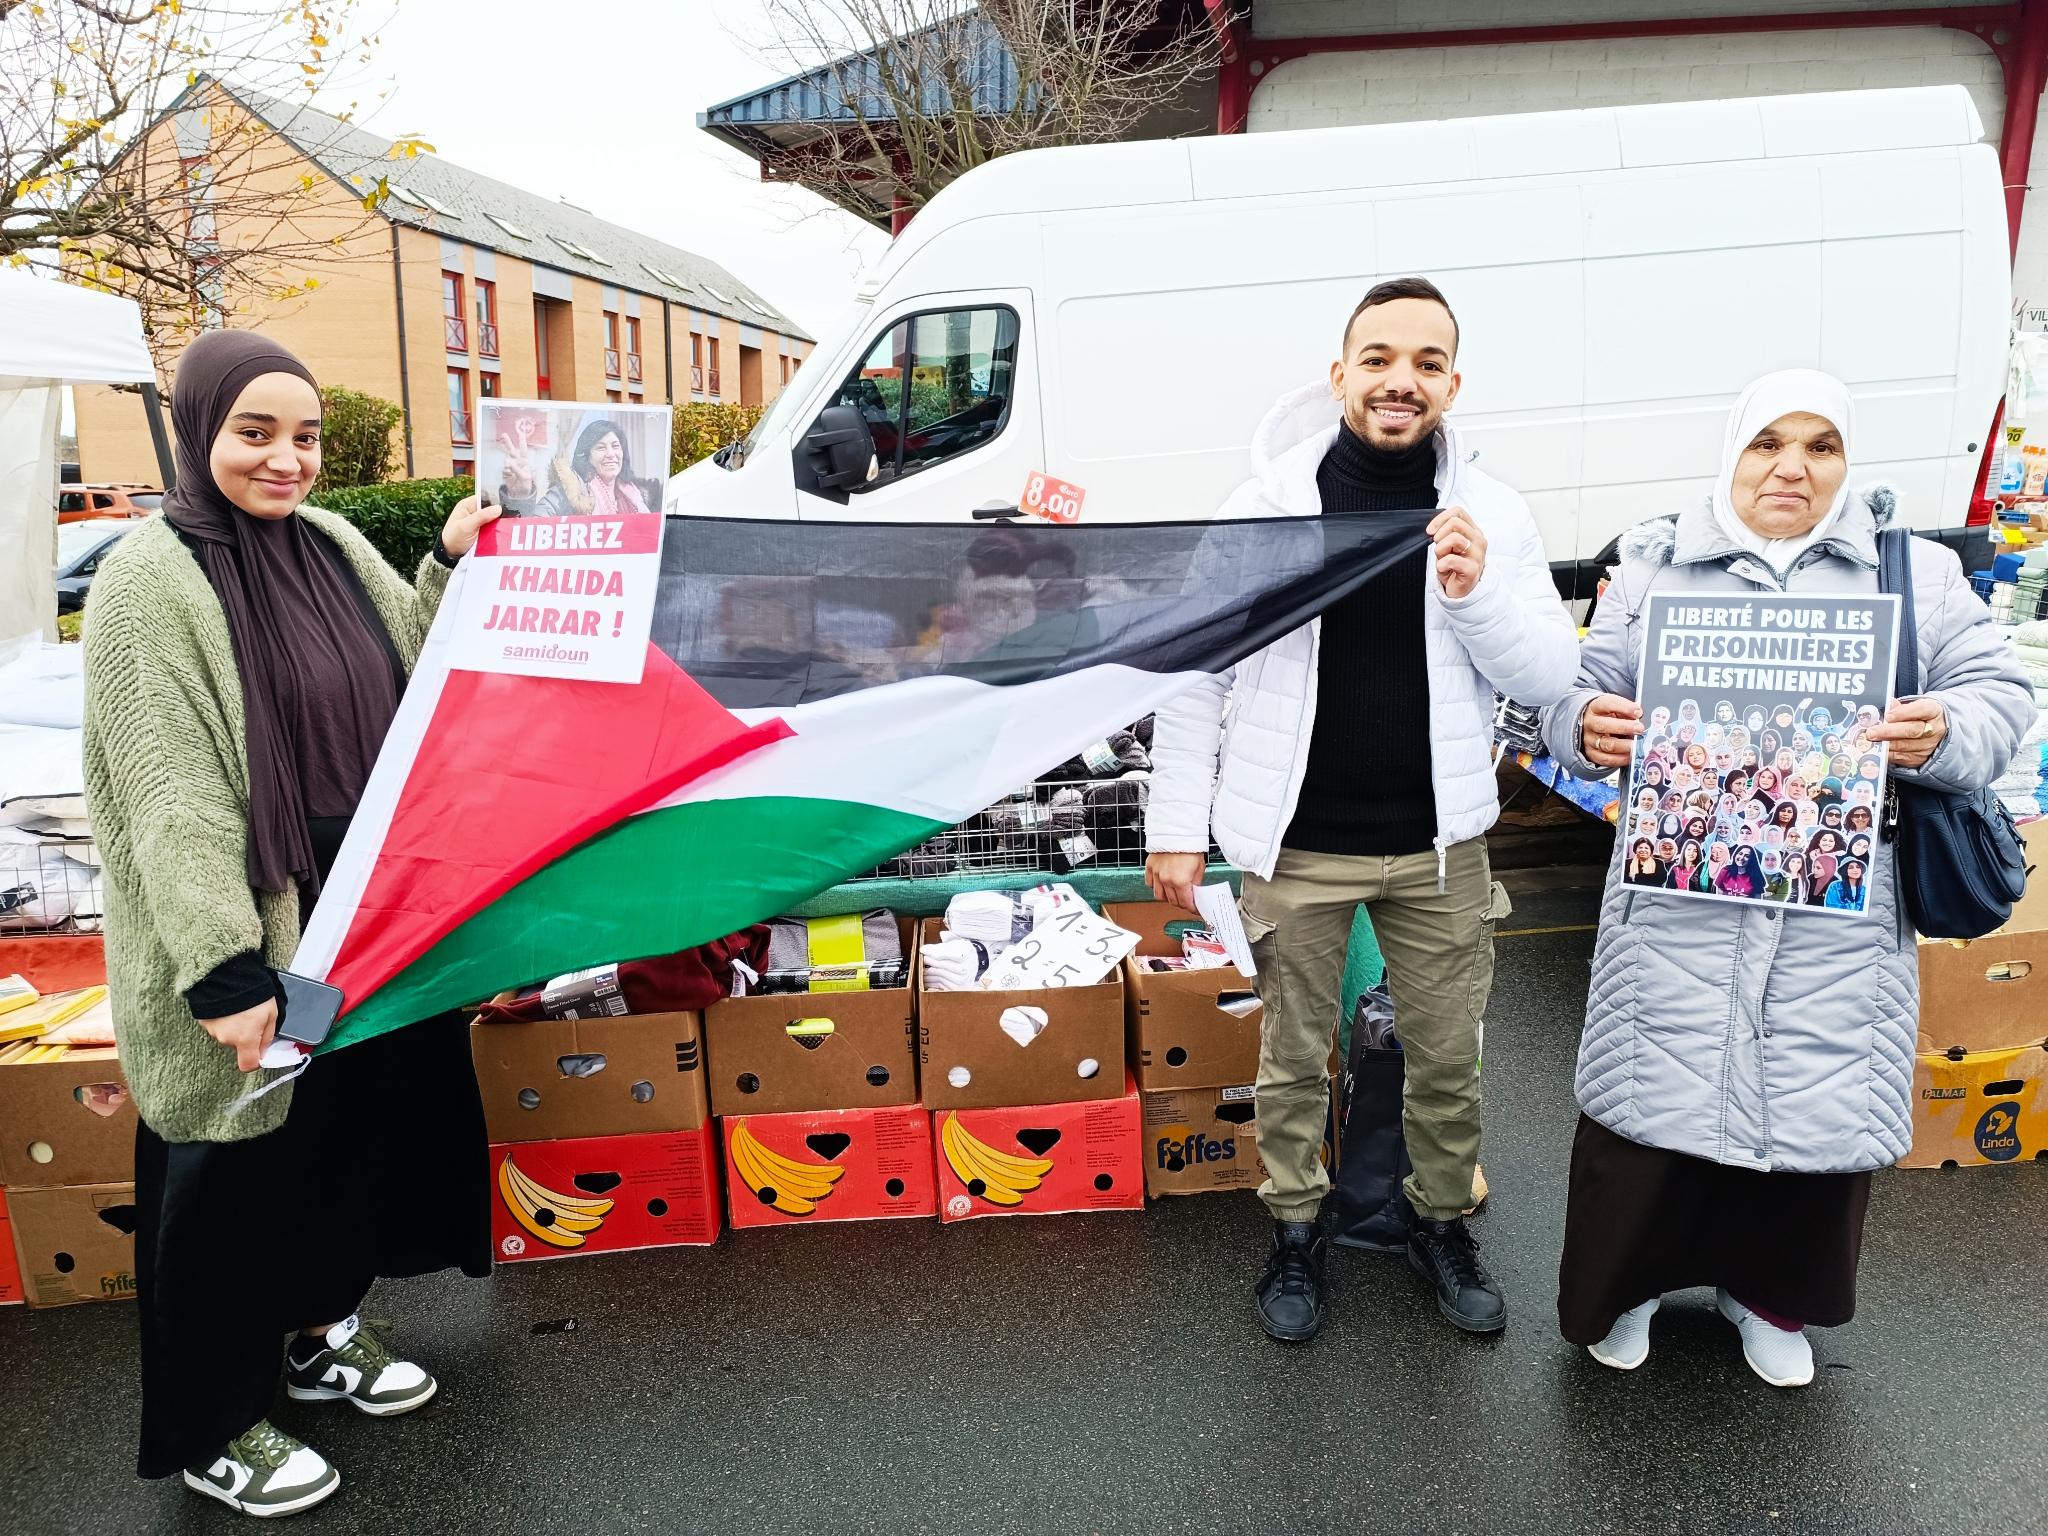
1768 850 1804 902
83 332 502 1516
1700 841 1732 892
1820 803 1846 832
1545 369 2031 1389
1751 766 1780 806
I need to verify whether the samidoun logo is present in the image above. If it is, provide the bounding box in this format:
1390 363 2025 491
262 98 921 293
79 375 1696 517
1974 1103 2024 1162
1156 1128 1237 1172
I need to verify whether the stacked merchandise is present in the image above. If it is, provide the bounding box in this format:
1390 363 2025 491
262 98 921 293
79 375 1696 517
2008 618 2048 706
0 961 135 1306
919 886 1145 1221
0 644 102 935
1903 878 2048 1167
468 938 759 1261
704 911 936 1231
869 719 1164 880
1104 902 1270 1199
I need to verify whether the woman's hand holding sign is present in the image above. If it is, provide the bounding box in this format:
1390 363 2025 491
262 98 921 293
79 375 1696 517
1579 694 1644 769
1866 696 1948 769
438 495 502 561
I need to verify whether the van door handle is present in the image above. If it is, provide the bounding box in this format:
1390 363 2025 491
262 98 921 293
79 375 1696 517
972 503 1022 520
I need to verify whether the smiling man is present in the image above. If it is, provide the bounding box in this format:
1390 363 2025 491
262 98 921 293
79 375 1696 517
1145 277 1579 1344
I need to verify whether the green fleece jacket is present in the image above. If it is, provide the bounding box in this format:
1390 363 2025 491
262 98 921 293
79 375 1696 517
82 510 451 1143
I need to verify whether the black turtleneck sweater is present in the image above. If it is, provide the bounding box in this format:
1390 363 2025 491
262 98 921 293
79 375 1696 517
1284 423 1438 856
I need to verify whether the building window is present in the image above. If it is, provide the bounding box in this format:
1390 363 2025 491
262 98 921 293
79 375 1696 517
603 310 620 379
474 279 498 358
813 305 1019 492
625 315 642 384
479 371 500 399
442 270 467 351
448 367 472 446
606 389 622 403
690 333 703 394
707 336 721 398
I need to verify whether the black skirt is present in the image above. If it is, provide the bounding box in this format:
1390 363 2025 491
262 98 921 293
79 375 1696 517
134 1011 490 1478
1556 1113 1872 1347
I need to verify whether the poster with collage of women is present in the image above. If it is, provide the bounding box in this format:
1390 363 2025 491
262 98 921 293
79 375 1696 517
1624 592 1901 914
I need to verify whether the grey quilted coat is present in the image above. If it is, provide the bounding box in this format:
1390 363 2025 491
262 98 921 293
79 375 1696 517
1542 490 2034 1173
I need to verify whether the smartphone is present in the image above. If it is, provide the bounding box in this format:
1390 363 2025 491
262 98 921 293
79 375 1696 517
275 970 346 1048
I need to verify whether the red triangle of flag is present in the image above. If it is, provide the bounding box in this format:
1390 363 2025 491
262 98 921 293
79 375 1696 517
322 644 789 1011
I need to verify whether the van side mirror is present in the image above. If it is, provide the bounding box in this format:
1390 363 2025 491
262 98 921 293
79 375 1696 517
802 405 877 493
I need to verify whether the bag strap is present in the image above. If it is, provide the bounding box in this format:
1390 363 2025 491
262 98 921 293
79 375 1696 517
1878 526 1919 696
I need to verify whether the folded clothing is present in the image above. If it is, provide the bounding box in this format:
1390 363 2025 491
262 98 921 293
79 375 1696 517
946 889 1025 945
756 909 905 994
877 832 959 879
476 926 771 1022
922 935 1005 992
1042 727 1151 783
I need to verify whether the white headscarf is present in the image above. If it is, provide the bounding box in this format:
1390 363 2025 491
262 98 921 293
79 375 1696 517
1710 368 1856 568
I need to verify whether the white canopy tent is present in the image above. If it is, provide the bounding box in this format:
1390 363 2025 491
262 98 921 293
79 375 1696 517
0 267 164 664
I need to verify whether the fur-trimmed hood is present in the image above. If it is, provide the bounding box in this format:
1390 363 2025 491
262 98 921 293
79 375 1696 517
1619 482 1899 569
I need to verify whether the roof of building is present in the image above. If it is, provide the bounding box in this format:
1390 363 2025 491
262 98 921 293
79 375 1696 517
207 78 809 340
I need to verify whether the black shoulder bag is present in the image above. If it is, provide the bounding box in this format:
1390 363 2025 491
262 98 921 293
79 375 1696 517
1879 527 2027 939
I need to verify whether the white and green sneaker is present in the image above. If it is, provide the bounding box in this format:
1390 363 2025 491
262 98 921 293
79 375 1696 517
284 1315 438 1416
184 1420 340 1518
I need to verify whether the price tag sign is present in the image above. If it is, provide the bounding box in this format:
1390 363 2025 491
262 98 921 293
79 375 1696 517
1020 470 1087 524
980 905 1137 991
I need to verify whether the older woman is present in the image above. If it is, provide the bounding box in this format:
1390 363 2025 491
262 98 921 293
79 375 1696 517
1543 370 2031 1388
83 332 501 1514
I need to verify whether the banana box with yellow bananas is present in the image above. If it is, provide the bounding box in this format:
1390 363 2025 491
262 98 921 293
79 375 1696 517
722 1103 937 1229
490 1129 721 1262
933 1075 1144 1223
0 1190 25 1305
1899 1042 2048 1169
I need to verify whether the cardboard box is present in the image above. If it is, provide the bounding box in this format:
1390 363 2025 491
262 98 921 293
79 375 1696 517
7 1182 137 1307
0 1044 136 1187
1916 929 2048 1056
705 936 918 1116
916 918 1126 1110
722 1103 937 1230
1105 901 1263 1091
490 1129 720 1262
1140 1083 1267 1197
1899 1043 2048 1169
470 1007 708 1144
933 1075 1144 1222
2004 820 2048 935
0 1190 23 1305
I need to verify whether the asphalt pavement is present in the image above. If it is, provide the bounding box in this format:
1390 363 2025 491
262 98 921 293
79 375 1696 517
3 885 2044 1536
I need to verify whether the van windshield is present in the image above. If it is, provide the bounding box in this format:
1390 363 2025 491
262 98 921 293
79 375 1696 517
723 376 807 470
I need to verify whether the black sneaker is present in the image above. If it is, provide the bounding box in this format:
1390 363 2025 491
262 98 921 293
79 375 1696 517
1408 1216 1506 1334
1254 1220 1327 1343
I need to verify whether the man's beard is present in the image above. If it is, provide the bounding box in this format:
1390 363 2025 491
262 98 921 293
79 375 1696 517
1345 394 1441 450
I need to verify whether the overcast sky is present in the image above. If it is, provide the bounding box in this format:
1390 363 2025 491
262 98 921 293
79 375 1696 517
357 0 890 340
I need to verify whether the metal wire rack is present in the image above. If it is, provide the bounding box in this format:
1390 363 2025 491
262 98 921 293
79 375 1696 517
0 833 104 936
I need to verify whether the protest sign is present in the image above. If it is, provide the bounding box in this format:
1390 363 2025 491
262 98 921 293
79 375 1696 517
1625 592 1901 915
448 400 671 683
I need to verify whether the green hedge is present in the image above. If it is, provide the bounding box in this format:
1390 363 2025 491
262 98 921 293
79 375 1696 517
311 477 473 572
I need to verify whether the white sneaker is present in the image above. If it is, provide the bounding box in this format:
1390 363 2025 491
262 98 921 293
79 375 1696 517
1716 1288 1815 1387
183 1420 340 1518
1587 1297 1660 1371
284 1315 437 1416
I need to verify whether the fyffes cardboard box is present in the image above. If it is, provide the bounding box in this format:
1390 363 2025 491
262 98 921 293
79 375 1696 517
490 1129 720 1262
933 1075 1144 1222
1900 1043 2048 1169
470 1007 709 1145
917 918 1126 1111
1105 901 1263 1091
1141 1083 1266 1197
8 1182 137 1307
722 1103 937 1230
0 1043 136 1187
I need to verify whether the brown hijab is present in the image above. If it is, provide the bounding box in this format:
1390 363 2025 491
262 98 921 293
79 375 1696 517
162 330 403 898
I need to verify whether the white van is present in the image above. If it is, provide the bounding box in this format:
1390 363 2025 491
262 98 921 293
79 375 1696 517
673 85 2008 596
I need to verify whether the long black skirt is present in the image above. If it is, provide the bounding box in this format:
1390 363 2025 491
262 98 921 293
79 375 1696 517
134 1012 490 1478
1556 1113 1873 1347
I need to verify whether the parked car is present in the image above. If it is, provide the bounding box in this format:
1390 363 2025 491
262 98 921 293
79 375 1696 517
55 518 137 613
56 483 161 524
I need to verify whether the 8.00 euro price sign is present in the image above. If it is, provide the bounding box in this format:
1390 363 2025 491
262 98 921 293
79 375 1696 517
446 512 664 684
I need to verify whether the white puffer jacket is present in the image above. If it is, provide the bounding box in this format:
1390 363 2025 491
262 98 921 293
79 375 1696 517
1145 383 1581 881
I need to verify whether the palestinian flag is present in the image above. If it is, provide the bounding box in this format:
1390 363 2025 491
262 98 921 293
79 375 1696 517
296 509 1435 1048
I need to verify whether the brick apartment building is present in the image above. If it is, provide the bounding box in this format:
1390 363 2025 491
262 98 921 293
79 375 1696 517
76 78 812 484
